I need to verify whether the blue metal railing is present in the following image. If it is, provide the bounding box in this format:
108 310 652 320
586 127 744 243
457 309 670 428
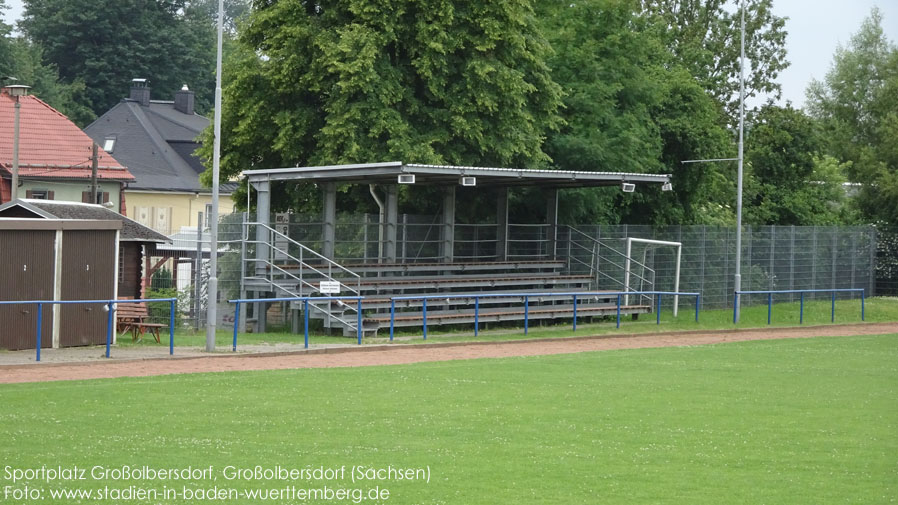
0 298 176 362
733 289 865 325
228 296 365 351
389 290 702 341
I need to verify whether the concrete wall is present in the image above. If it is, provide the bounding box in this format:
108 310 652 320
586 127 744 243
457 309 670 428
127 191 236 235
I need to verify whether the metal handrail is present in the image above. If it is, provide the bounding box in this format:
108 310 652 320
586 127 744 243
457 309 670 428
249 222 361 290
563 226 655 303
228 296 365 350
0 298 176 361
733 288 865 325
388 290 701 341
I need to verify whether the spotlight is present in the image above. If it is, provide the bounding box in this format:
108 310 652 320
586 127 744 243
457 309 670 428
621 182 635 193
662 182 673 191
398 174 415 184
460 176 476 186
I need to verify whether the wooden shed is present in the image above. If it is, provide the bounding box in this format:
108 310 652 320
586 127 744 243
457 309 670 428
0 218 121 350
0 199 169 299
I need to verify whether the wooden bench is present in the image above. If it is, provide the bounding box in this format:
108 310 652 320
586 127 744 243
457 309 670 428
116 301 165 343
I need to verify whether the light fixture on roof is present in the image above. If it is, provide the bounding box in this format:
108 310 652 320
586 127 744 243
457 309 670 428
460 176 476 187
662 181 673 191
621 182 635 193
181 84 189 91
398 174 415 184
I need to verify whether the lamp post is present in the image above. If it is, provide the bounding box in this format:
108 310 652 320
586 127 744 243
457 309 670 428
734 2 746 323
205 0 224 352
3 80 30 202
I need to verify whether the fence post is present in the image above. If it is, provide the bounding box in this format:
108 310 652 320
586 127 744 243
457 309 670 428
389 299 395 342
616 294 621 329
524 295 529 335
169 299 175 355
695 295 700 323
861 290 865 321
233 301 240 352
656 294 661 325
422 299 427 340
35 303 42 362
357 299 363 345
572 295 577 332
831 291 836 322
474 298 479 337
733 292 738 324
768 293 772 325
304 299 309 349
800 292 804 324
105 301 114 358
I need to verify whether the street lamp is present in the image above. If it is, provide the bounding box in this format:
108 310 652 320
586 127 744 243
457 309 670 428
2 79 31 202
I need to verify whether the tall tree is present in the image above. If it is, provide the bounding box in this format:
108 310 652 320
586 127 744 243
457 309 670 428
20 0 217 120
640 0 788 123
0 0 94 124
744 104 847 225
536 0 732 225
806 8 898 225
199 0 563 212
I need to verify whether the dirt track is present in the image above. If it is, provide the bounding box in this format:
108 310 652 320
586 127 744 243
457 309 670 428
2 323 896 384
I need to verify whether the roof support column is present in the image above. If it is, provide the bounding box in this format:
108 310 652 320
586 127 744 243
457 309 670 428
546 188 559 260
252 179 271 277
441 186 455 263
384 185 399 262
496 187 509 261
322 182 336 259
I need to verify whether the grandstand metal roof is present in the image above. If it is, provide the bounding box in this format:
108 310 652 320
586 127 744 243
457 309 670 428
242 161 672 189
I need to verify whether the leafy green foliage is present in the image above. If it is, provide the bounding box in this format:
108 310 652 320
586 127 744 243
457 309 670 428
199 0 563 212
641 0 789 123
807 8 898 225
20 0 220 119
743 105 848 225
536 0 732 225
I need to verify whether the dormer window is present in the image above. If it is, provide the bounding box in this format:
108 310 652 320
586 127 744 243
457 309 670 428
103 137 116 153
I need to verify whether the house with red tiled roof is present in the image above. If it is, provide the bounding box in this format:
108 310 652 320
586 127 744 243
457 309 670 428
1 86 134 212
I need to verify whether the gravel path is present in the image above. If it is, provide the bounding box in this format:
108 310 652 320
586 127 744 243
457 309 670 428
1 323 895 384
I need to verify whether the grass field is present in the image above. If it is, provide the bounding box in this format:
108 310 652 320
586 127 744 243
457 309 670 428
2 334 896 504
125 296 898 349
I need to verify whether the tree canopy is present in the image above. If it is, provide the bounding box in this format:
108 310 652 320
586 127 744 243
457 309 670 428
806 8 898 225
199 0 564 212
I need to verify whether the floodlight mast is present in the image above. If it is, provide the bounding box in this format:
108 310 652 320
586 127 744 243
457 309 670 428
206 0 224 352
735 1 746 323
681 2 746 323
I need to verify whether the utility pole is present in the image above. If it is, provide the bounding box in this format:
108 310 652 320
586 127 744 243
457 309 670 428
90 143 99 204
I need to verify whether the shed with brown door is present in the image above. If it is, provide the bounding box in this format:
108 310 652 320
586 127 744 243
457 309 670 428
0 219 121 350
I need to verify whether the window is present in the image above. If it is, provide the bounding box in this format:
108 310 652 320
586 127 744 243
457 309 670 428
103 137 116 153
26 189 54 200
82 191 111 205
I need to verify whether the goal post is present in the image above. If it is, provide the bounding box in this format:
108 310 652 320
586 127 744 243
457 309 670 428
624 238 683 317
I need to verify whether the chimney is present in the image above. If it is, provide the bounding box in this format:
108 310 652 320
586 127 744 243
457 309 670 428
173 84 195 115
129 78 150 106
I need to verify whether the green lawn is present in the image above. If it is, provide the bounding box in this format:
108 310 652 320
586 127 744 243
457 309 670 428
125 296 898 349
2 334 896 504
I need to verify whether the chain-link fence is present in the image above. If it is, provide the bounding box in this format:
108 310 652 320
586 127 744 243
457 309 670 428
184 213 891 328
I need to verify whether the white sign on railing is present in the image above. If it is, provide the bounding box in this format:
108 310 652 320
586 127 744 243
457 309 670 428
319 281 341 294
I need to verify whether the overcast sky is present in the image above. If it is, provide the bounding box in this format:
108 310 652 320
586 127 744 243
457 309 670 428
2 0 896 109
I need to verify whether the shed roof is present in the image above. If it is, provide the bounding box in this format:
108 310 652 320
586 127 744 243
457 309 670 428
0 199 169 242
243 161 672 189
